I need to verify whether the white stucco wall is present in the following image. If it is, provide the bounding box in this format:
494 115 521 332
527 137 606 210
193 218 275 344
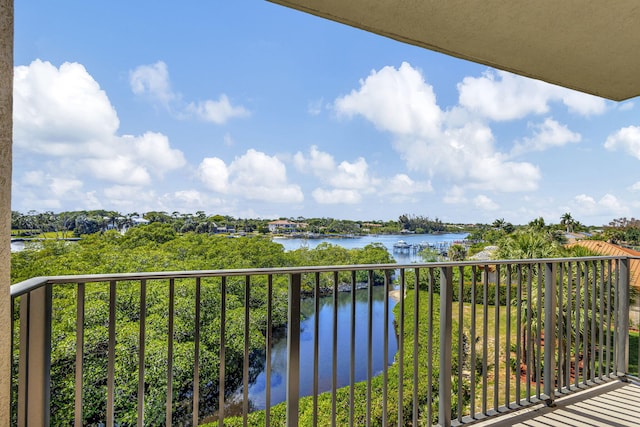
0 1 13 425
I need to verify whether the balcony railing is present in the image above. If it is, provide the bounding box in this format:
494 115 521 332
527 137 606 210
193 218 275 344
10 256 638 426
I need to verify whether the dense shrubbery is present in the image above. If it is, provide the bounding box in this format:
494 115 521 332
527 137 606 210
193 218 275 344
11 229 393 426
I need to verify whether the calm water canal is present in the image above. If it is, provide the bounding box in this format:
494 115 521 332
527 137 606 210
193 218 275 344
274 232 468 263
242 286 397 411
230 233 467 413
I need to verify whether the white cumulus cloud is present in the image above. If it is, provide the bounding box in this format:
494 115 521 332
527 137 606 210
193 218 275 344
335 62 442 138
572 193 630 217
129 61 175 107
604 126 640 160
12 60 188 211
294 146 380 203
312 188 362 204
458 69 606 121
187 95 250 124
14 59 119 154
382 174 432 195
474 195 499 211
198 149 303 203
334 63 541 194
198 157 230 193
511 118 581 156
130 61 250 124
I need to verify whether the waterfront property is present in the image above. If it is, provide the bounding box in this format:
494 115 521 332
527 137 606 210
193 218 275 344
11 256 640 425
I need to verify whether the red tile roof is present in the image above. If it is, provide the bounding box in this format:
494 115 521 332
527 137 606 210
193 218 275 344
567 240 640 289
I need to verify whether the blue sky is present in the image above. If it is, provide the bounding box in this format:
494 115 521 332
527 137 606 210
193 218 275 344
11 1 640 226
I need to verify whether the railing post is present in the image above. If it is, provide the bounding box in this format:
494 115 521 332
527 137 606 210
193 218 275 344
616 258 630 376
543 263 556 406
17 285 52 427
439 267 452 427
286 273 301 426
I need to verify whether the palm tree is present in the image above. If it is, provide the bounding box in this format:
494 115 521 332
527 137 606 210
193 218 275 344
505 239 609 384
495 230 559 261
528 217 546 231
560 212 574 233
448 244 467 261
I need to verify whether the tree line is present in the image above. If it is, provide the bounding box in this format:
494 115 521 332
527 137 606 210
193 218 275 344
11 210 464 239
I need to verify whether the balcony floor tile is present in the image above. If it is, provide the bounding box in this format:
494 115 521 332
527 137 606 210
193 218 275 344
473 379 640 427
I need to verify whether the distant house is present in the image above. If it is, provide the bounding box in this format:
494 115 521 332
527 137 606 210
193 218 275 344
567 240 640 289
268 220 300 233
215 225 236 234
361 222 382 232
564 232 591 244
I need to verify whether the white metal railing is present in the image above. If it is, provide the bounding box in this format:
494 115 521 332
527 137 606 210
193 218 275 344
10 257 637 426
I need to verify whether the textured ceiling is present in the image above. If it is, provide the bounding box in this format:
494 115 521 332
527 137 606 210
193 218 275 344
268 0 640 101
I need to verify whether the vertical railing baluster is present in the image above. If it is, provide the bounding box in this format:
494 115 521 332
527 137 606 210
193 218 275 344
590 261 597 382
75 282 85 427
536 266 542 399
166 278 174 427
566 263 573 389
470 266 477 417
193 277 201 427
219 276 226 425
332 271 339 427
482 265 488 414
583 262 589 386
138 279 147 427
416 268 423 426
266 274 273 426
349 270 356 427
526 265 533 402
428 268 432 426
367 270 374 427
457 266 464 424
314 272 320 427
543 262 556 406
515 264 522 406
397 269 405 427
557 263 564 393
505 265 511 408
17 284 52 427
613 260 619 376
17 292 28 427
243 276 250 426
287 273 301 426
383 270 390 427
616 258 629 376
10 295 15 426
598 260 605 380
494 265 500 412
605 261 612 377
439 266 453 427
107 281 116 427
575 263 582 388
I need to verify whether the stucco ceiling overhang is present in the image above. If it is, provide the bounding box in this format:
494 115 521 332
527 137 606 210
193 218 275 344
268 0 640 101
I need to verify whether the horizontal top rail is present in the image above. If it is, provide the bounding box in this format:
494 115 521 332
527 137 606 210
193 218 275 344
11 255 636 297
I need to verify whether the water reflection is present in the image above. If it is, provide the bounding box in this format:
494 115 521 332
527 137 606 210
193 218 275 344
242 286 397 411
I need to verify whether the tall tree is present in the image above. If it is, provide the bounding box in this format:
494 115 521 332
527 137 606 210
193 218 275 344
560 212 574 233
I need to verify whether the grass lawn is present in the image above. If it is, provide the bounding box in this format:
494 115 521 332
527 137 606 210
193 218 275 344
11 230 74 239
452 301 637 417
